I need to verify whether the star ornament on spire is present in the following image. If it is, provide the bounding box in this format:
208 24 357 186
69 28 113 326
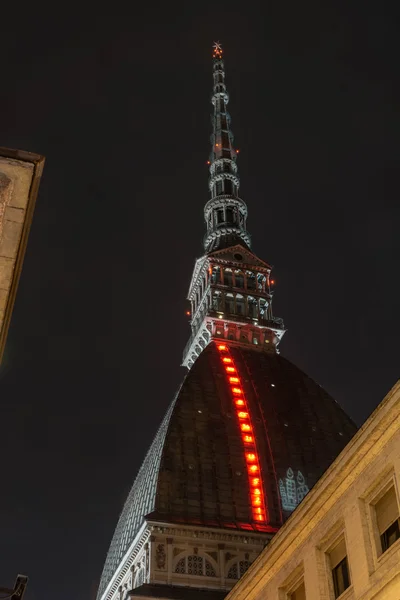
212 41 223 58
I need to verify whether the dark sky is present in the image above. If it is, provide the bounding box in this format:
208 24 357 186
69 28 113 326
0 2 398 600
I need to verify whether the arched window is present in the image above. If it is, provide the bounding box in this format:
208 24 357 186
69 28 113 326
239 560 251 576
226 560 252 580
246 272 256 290
236 294 245 315
227 564 239 579
211 266 221 284
212 291 223 311
225 293 235 314
188 555 203 575
224 268 233 286
226 207 234 223
248 297 257 319
235 271 244 288
224 179 233 194
175 558 186 574
174 555 216 577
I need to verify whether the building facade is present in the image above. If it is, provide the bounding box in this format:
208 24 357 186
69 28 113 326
0 147 44 363
225 381 400 600
96 45 357 600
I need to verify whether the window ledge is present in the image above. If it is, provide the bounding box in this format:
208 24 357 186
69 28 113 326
335 585 354 600
376 535 400 569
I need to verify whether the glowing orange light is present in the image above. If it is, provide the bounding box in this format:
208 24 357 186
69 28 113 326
236 149 240 153
186 311 190 316
270 280 275 285
232 387 243 395
207 160 211 165
216 341 267 526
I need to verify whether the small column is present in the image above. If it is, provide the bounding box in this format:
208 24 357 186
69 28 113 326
218 543 225 589
166 538 173 585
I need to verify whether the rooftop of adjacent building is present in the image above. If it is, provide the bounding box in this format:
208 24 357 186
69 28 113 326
225 379 400 600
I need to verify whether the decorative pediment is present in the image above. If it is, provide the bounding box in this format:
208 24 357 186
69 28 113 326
208 244 272 271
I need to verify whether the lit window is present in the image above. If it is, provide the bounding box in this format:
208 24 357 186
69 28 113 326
246 453 256 462
235 399 245 406
248 465 259 473
226 366 236 373
218 344 227 351
237 411 249 419
222 357 232 363
232 387 243 394
329 539 350 598
375 486 400 554
229 376 240 383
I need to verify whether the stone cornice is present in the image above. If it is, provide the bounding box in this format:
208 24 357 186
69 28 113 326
148 520 270 547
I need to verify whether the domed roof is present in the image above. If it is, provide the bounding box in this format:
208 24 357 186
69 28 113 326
98 344 356 596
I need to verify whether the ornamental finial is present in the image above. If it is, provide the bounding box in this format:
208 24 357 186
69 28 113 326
212 41 223 59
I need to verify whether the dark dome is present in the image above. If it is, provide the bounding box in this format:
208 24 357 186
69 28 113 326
98 344 356 596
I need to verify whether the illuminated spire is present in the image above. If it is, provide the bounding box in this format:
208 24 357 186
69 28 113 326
204 43 251 252
182 44 285 369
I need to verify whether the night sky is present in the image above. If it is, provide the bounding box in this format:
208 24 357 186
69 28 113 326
0 2 398 600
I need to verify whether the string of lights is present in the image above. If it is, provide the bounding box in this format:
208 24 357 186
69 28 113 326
217 343 268 525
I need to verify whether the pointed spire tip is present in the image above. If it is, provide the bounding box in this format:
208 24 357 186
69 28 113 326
212 41 223 58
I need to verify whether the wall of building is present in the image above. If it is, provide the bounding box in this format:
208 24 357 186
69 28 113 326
225 381 400 600
0 149 44 362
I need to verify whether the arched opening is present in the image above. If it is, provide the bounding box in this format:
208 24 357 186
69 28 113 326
236 294 245 315
246 272 256 291
223 268 233 286
225 293 235 314
235 271 244 288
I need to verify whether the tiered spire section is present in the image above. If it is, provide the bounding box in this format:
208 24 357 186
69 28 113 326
204 42 251 252
182 43 285 369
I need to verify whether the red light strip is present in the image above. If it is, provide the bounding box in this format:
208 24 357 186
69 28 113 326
217 343 268 524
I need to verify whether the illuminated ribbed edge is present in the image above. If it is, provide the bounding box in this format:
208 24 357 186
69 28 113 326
217 343 268 523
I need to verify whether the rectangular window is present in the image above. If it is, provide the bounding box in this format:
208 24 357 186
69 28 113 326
375 486 400 554
329 538 350 598
290 582 306 600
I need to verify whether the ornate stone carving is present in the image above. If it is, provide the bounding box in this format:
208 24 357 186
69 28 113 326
156 544 166 570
